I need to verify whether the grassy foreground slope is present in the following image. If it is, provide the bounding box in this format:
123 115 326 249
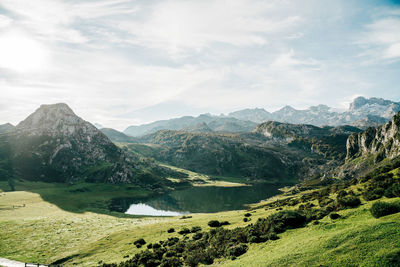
219 200 400 267
0 180 399 266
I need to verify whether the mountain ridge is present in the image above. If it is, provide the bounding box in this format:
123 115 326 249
0 103 179 187
123 96 399 137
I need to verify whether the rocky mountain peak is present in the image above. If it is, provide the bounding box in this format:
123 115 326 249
15 103 97 137
349 96 399 112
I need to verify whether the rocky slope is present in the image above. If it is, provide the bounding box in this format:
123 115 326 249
127 120 361 182
131 130 302 182
350 115 388 129
346 111 400 162
0 104 177 186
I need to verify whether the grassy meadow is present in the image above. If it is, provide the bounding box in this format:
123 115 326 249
0 175 399 266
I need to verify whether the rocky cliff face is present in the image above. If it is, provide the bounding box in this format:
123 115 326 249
346 111 400 162
7 103 138 183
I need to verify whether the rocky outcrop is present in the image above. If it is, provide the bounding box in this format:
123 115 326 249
254 121 360 140
346 111 400 162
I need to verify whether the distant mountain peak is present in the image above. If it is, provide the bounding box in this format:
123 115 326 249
349 96 398 111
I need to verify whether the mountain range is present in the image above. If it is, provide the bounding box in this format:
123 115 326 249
0 103 181 189
122 96 400 137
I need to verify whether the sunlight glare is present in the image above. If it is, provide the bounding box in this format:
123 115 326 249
0 31 48 72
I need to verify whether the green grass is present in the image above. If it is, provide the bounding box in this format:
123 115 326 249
1 181 399 266
1 173 400 267
217 199 400 267
0 180 153 216
160 164 250 187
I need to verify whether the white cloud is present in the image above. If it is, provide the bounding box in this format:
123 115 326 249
0 0 137 43
0 14 12 28
359 16 400 61
0 0 399 129
118 0 301 54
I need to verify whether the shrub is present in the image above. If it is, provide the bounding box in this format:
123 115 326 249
384 184 400 198
227 244 248 257
220 221 230 226
363 188 384 201
370 201 400 218
243 218 248 222
160 257 183 267
134 238 146 246
267 232 279 240
244 213 252 217
152 243 161 249
178 228 191 235
167 228 175 233
191 226 202 233
336 195 361 209
329 213 340 219
192 232 203 240
208 220 221 227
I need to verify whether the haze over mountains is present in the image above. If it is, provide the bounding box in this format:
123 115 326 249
123 97 400 137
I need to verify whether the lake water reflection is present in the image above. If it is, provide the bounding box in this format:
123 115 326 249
122 183 285 216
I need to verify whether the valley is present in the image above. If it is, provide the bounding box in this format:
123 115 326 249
1 1 400 266
1 99 400 266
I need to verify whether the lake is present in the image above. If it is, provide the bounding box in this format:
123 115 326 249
113 183 286 216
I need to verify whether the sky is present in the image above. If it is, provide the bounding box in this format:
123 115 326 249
0 0 400 130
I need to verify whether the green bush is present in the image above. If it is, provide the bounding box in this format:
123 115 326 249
208 220 221 227
226 244 248 257
329 213 340 219
134 238 146 246
336 195 361 209
192 232 203 240
244 213 252 217
384 184 400 198
167 228 175 233
178 228 191 235
191 226 202 233
363 188 384 201
370 201 400 218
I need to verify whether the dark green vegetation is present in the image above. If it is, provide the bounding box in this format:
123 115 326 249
125 131 300 182
370 201 400 218
102 210 306 267
100 128 138 143
101 153 400 266
117 121 361 183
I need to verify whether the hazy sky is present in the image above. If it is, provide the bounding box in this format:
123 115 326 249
0 0 399 130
